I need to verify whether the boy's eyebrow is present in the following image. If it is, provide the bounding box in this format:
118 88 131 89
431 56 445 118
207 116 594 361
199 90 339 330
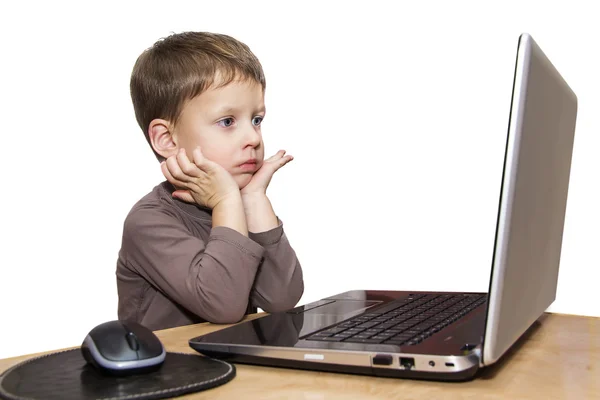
214 105 266 115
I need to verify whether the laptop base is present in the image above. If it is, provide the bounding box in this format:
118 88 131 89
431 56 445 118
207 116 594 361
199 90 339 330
189 290 487 381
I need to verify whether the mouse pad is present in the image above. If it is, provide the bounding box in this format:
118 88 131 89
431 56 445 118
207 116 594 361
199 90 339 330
0 349 235 400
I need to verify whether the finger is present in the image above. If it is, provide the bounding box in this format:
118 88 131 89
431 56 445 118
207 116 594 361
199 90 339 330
172 190 195 203
266 154 293 174
192 146 216 173
161 161 187 187
176 148 203 178
165 153 191 182
277 154 293 168
265 150 286 163
192 147 204 166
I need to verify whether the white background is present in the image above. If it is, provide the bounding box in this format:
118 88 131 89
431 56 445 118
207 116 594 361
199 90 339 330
0 1 598 360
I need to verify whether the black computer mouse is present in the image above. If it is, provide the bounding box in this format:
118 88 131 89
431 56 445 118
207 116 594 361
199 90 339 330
81 320 166 376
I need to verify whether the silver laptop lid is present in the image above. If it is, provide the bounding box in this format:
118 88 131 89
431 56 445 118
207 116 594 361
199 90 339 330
482 33 578 365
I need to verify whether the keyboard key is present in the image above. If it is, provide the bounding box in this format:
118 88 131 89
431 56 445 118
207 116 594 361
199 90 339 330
391 333 414 341
310 332 333 338
357 321 381 329
371 334 394 340
363 328 384 335
345 338 383 344
353 334 373 340
320 327 347 335
332 333 353 339
345 328 365 334
308 336 340 341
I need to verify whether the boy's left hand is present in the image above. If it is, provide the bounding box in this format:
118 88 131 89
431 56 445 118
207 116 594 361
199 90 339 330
241 150 293 197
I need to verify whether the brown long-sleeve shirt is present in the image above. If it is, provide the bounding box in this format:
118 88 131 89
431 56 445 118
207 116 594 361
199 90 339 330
115 181 304 331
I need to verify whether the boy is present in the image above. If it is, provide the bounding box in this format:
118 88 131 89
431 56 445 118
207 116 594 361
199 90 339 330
115 31 304 331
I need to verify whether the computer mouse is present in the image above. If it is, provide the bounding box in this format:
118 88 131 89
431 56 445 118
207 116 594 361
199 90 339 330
81 320 166 376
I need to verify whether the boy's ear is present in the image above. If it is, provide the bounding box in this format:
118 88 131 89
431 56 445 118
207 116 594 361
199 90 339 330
148 119 178 159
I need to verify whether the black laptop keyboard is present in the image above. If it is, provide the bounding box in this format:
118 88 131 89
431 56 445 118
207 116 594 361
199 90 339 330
305 293 487 346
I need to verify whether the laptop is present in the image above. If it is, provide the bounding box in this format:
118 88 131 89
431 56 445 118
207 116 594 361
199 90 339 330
188 33 578 381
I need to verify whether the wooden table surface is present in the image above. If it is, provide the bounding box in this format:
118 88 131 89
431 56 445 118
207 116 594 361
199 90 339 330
1 313 598 399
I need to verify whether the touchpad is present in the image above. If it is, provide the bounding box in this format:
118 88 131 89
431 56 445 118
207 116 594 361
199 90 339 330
300 300 381 317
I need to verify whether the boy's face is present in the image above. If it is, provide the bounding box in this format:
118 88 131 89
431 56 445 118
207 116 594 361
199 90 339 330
171 79 265 189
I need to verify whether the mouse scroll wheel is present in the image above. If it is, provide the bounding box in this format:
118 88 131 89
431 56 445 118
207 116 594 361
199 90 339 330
125 332 140 351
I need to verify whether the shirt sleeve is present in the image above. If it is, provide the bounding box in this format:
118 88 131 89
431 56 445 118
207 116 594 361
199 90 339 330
248 218 304 313
121 206 265 323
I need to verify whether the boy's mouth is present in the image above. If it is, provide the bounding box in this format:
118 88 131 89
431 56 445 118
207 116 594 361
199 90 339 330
238 158 258 171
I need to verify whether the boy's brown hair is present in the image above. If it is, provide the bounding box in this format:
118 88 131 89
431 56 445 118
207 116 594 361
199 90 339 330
130 31 266 161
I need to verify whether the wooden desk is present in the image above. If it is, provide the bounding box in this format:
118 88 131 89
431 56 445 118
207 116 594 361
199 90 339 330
1 313 598 399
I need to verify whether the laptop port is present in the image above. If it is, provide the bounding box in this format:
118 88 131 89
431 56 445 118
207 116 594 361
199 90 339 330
399 357 415 370
373 354 393 366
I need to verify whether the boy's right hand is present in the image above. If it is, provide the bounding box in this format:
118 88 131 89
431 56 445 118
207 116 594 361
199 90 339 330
161 147 240 209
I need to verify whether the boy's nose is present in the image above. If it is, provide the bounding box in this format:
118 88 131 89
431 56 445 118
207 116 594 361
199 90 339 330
244 125 261 148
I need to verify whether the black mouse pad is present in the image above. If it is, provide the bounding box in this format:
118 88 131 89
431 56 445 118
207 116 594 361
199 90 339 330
0 349 235 400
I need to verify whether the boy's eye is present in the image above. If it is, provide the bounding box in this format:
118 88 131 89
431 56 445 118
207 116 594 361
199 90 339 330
252 116 263 126
217 118 234 127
